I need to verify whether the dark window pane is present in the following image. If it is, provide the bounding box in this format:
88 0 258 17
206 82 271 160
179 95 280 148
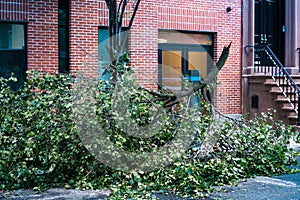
0 24 24 50
59 9 67 26
251 94 259 109
58 0 69 73
0 23 26 90
0 50 26 90
59 58 68 73
59 27 67 57
0 24 10 48
98 28 129 80
98 28 110 64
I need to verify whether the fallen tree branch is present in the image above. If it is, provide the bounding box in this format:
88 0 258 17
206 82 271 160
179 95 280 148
140 42 232 107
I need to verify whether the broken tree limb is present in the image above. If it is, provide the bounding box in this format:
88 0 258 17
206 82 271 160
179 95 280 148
140 42 232 107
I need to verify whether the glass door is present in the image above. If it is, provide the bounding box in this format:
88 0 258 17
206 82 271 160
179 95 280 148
158 44 213 93
255 0 285 63
160 50 182 93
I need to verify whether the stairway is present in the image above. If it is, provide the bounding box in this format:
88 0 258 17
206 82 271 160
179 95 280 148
264 76 300 125
253 45 300 126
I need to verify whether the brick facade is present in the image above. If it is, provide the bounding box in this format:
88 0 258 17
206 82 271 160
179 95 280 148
0 0 243 114
70 0 98 78
27 1 58 72
0 0 28 21
99 0 242 114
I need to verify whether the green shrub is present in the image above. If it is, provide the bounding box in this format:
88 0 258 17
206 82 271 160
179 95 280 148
214 113 297 177
0 72 97 190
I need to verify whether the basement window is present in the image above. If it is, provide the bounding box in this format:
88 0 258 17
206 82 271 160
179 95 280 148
251 94 259 109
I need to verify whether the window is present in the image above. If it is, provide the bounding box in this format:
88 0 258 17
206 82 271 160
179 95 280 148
98 28 110 80
0 22 26 90
0 24 25 50
98 27 129 80
158 30 214 93
58 0 69 73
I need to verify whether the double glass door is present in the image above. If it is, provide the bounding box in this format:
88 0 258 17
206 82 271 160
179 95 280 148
158 44 213 93
255 0 285 63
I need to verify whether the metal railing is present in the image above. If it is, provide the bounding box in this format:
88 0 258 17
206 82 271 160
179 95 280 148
254 44 300 125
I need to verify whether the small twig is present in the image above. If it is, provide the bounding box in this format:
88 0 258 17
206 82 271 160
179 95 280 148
85 162 101 177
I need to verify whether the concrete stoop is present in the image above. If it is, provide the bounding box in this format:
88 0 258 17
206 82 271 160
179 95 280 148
264 76 300 125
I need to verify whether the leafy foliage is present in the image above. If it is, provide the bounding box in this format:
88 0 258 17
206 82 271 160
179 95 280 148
0 71 297 199
0 72 95 190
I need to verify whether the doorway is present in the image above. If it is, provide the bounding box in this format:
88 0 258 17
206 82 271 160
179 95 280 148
158 44 213 93
158 30 214 93
255 0 285 63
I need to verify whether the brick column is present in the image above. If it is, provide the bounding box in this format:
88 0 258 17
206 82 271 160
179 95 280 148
129 0 158 90
27 0 58 72
69 0 98 78
214 0 243 114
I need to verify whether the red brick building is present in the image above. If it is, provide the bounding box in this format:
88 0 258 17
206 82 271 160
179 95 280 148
0 0 243 115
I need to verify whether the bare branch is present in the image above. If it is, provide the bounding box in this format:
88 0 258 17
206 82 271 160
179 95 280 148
118 0 128 32
117 0 124 15
128 0 141 29
104 0 110 7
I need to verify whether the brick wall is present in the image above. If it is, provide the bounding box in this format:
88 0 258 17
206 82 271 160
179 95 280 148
129 0 159 90
99 0 243 114
0 0 58 72
214 0 242 114
1 0 242 114
1 0 98 77
0 0 28 21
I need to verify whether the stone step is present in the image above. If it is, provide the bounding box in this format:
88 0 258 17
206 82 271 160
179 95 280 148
287 115 298 121
283 102 296 107
281 106 296 112
288 111 298 117
261 75 300 125
269 85 295 93
269 87 297 94
275 97 298 103
265 81 300 87
265 77 300 84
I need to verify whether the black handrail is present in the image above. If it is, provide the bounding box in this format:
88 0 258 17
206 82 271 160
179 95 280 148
254 44 300 125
